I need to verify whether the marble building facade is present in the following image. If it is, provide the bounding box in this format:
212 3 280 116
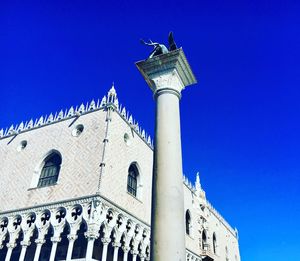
0 87 240 261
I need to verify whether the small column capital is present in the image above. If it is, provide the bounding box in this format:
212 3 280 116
51 236 61 243
130 250 139 256
101 237 111 245
112 242 121 248
35 239 45 245
84 231 99 240
67 234 78 241
21 241 31 247
122 246 130 253
6 242 16 249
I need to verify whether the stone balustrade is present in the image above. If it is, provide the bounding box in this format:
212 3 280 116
0 194 202 261
0 194 151 261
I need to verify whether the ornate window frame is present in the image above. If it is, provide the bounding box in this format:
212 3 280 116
30 149 62 189
127 162 143 200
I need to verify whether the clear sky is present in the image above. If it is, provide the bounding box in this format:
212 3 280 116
1 1 300 260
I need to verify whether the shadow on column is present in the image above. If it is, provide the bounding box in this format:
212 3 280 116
10 230 24 261
106 233 114 261
40 225 54 261
92 224 104 260
127 238 135 261
24 227 38 261
118 247 124 261
55 223 70 260
0 233 9 260
71 221 87 259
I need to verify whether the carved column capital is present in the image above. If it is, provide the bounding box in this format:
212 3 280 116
67 234 78 241
21 241 31 247
51 236 61 243
112 242 121 248
130 250 139 256
101 237 111 245
84 231 99 240
122 246 130 253
35 239 46 245
6 242 17 249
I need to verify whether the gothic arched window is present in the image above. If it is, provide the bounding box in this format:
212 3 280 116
202 230 207 250
213 232 217 254
38 152 62 188
127 164 138 197
185 210 191 235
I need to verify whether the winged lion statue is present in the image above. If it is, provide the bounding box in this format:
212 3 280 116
140 32 178 59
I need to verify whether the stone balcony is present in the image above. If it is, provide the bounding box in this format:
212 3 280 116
201 243 214 261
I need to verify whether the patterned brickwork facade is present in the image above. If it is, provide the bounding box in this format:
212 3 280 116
0 109 106 212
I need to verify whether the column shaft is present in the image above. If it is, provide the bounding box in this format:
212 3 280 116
66 239 75 261
19 246 28 261
132 253 137 261
86 238 95 260
33 243 43 261
113 246 119 261
4 247 13 261
49 241 58 261
123 250 128 261
151 91 186 261
101 243 109 261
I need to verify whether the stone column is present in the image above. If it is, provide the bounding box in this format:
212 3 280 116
85 237 96 260
122 246 129 261
136 49 197 261
112 242 121 261
101 237 111 261
132 252 137 261
19 242 30 261
33 239 45 261
4 243 15 261
66 235 77 261
49 237 61 261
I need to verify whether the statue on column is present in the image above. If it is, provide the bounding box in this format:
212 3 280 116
140 32 178 58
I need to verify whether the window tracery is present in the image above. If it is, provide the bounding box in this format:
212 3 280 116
37 152 62 188
127 164 138 197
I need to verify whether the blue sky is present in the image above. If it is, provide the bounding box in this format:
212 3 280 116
1 0 300 260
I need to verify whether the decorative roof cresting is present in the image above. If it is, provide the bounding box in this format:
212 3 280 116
0 85 153 147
